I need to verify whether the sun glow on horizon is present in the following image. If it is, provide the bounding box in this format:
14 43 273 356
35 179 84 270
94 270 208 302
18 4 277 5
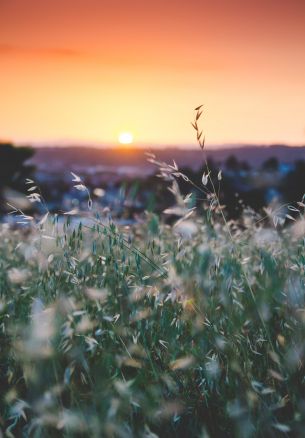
118 132 134 145
1 1 305 146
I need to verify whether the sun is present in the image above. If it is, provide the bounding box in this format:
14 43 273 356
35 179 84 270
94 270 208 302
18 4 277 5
118 132 133 145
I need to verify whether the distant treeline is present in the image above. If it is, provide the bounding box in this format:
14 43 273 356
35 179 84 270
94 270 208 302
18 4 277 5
170 156 305 218
1 142 305 220
128 155 305 220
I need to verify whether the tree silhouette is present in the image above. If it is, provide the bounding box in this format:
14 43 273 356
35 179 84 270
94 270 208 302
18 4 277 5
281 160 305 203
262 157 279 172
0 142 35 210
225 155 240 172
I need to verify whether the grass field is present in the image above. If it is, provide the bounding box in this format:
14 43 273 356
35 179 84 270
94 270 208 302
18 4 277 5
1 108 305 437
1 170 305 438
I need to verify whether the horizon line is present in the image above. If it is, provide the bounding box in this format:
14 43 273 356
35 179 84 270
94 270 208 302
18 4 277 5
2 140 305 150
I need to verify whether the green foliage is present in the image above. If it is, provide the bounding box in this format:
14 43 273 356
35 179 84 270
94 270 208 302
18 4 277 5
0 203 305 437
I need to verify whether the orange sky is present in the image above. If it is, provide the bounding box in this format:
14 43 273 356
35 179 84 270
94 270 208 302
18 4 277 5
1 0 305 147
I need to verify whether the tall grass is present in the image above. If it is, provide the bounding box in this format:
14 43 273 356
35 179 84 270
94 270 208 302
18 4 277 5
0 109 305 437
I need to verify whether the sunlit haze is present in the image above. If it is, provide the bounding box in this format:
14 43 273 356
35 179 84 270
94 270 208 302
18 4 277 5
1 0 305 147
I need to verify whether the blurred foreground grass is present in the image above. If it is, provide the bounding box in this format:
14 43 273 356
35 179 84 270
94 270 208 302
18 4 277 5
0 195 305 437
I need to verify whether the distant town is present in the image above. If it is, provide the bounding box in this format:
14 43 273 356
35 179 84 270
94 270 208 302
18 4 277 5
1 143 305 223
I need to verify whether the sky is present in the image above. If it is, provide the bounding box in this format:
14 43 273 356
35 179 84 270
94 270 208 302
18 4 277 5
1 0 305 147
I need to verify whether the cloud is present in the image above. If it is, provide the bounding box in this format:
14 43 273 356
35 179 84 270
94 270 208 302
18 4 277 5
0 44 223 73
0 44 84 58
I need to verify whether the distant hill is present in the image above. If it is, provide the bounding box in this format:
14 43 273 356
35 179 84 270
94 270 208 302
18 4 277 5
30 145 305 173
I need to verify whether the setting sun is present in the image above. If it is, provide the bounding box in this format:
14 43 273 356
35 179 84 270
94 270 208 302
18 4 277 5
118 132 133 145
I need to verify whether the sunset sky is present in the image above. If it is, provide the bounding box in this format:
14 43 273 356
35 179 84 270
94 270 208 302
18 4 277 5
1 0 305 147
